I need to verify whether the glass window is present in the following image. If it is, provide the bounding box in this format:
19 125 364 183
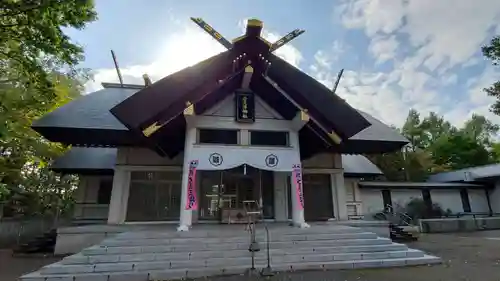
250 131 289 146
97 179 113 204
126 170 182 221
198 129 239 145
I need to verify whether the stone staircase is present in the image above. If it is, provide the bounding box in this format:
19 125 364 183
20 223 440 281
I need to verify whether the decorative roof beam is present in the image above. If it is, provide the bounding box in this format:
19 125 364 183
190 18 233 49
183 101 196 125
291 109 310 131
241 65 253 89
191 18 304 54
142 74 152 86
269 29 305 52
263 75 342 144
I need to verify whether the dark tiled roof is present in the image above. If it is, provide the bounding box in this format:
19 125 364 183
427 163 500 183
342 154 382 176
110 52 235 131
350 110 408 143
33 87 136 130
31 85 407 153
51 147 116 174
266 55 371 139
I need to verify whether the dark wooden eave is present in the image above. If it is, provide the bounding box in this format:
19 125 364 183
110 51 236 133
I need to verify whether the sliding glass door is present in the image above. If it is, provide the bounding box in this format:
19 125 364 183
126 171 182 222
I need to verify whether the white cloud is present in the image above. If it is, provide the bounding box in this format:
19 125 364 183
85 22 303 93
337 0 406 36
338 0 500 72
85 25 226 93
327 0 500 129
261 30 303 68
369 35 399 64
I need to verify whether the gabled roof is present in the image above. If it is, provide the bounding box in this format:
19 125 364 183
51 147 381 177
31 84 408 155
427 163 500 183
108 35 371 155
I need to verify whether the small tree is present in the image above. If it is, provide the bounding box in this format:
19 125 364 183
482 36 500 115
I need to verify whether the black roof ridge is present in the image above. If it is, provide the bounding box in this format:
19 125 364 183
101 82 145 89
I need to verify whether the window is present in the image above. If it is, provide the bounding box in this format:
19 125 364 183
460 189 471 212
97 179 113 204
198 129 239 145
126 171 182 221
250 131 289 146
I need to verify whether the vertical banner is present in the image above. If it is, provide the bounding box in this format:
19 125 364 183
185 160 199 210
292 164 304 210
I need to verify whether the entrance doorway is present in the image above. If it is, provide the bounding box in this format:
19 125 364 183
199 165 274 222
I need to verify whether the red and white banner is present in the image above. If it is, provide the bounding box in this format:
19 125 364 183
185 160 199 210
292 164 304 210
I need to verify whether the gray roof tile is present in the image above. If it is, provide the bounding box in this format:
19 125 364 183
342 154 382 175
350 110 408 143
32 87 138 130
427 163 500 182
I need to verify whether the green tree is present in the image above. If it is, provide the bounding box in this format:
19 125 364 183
430 133 493 170
419 112 456 148
482 36 500 115
0 73 81 217
0 0 97 96
0 1 94 216
401 109 425 151
461 114 499 146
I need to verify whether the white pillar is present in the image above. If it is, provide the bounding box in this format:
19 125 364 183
333 172 348 220
288 131 309 228
330 173 339 219
273 172 287 222
107 168 130 224
289 171 309 228
178 126 196 231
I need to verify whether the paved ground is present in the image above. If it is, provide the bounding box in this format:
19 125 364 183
2 230 500 281
0 250 61 281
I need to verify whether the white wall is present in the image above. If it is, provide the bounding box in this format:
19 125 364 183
203 94 283 120
430 190 463 213
302 153 339 169
391 189 422 209
469 189 490 213
360 189 384 215
116 147 183 166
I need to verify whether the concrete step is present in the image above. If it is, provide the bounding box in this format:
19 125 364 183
41 249 426 274
100 232 378 247
63 243 409 265
21 255 441 281
82 237 393 255
149 255 441 280
113 225 364 240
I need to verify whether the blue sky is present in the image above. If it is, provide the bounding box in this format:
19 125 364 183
68 0 500 128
